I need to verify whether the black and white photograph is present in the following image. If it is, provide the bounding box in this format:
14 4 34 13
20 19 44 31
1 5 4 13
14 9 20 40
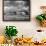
3 0 30 21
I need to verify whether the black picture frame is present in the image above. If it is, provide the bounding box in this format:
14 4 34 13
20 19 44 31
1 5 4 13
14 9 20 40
3 0 30 21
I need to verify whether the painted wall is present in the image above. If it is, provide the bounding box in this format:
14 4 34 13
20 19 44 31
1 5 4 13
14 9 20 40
0 0 46 41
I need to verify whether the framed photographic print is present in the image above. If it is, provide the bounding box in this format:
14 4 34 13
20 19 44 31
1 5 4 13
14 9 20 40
3 0 30 21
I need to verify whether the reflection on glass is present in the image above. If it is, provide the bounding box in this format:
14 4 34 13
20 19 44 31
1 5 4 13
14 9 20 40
4 0 30 21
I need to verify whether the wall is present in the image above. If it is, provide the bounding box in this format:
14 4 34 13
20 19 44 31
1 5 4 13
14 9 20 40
0 0 46 41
